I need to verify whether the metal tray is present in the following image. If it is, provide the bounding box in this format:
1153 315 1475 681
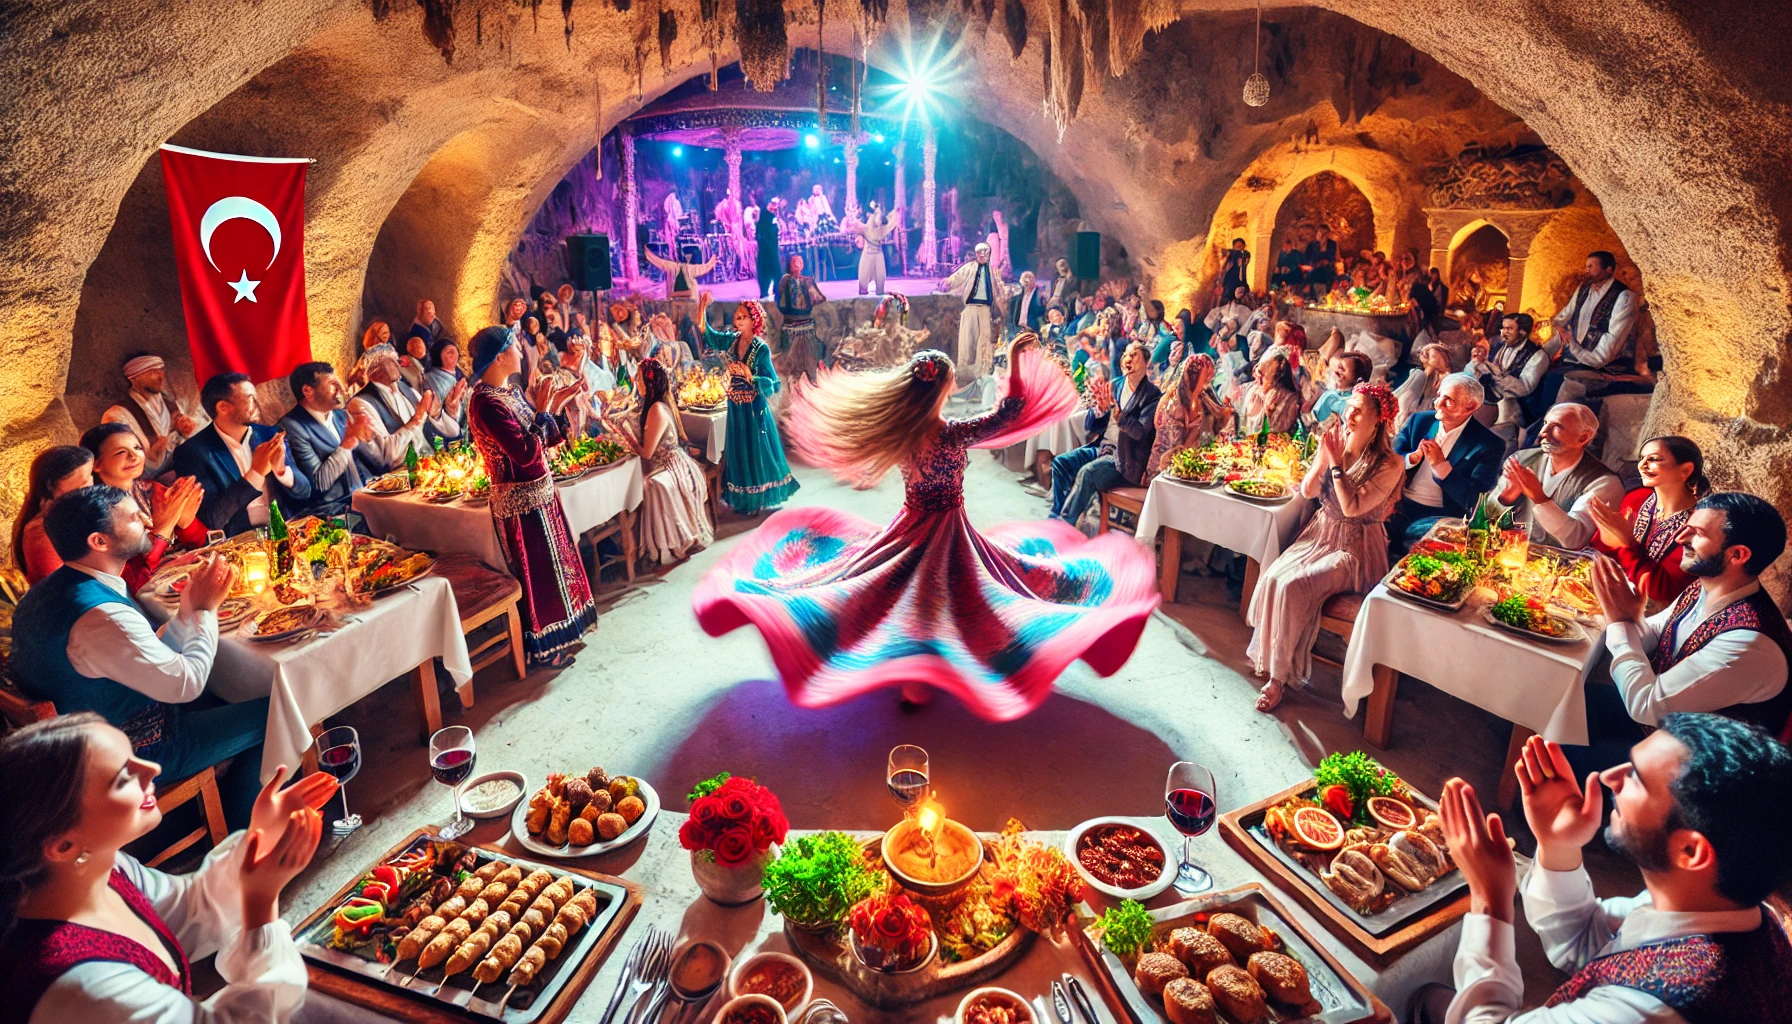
297 833 630 1023
1237 790 1465 938
1083 885 1378 1024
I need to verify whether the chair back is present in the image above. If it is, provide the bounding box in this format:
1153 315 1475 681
0 680 56 728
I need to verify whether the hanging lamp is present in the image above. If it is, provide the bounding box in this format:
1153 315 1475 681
1243 0 1270 107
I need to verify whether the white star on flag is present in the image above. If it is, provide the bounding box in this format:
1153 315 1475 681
228 270 260 303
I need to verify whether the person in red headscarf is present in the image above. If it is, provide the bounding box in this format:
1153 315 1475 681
696 292 798 514
1245 382 1406 712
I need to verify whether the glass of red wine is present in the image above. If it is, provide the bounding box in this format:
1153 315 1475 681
429 725 477 841
887 745 930 814
315 726 363 836
1165 761 1217 894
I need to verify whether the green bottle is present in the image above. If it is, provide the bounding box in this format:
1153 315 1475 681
616 361 632 392
268 499 292 579
1257 415 1270 448
1072 362 1087 391
405 441 420 488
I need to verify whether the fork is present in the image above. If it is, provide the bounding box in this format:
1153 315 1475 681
596 935 647 1024
623 929 673 1024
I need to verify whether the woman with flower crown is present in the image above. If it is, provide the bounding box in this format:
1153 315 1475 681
692 333 1159 720
697 291 798 514
1244 382 1405 712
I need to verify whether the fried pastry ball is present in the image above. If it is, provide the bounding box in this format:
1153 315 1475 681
1162 978 1216 1024
1168 926 1234 979
585 766 610 791
615 795 645 824
564 778 593 812
596 812 628 841
568 817 595 846
1204 965 1269 1024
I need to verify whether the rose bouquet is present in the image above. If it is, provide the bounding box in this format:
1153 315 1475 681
679 772 789 868
847 892 934 971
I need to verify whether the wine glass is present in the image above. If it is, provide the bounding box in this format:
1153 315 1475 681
1165 761 1217 895
429 725 477 841
315 726 363 836
887 745 930 813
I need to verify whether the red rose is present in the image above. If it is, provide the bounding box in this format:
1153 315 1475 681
690 795 725 833
712 827 756 867
678 818 709 852
874 906 909 940
717 791 753 822
750 812 779 849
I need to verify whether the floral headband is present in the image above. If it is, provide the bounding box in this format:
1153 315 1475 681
1353 381 1398 426
910 350 949 383
737 299 767 337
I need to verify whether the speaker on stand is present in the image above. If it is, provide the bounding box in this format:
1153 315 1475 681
566 234 613 292
1072 231 1101 282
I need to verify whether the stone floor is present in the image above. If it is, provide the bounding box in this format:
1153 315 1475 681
283 449 1641 1012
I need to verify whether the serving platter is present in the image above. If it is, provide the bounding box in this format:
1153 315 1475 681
1070 883 1384 1024
1479 606 1586 646
508 779 659 859
1224 480 1294 505
296 828 642 1024
1379 556 1475 614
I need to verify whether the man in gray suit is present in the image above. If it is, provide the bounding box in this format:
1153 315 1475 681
278 361 384 519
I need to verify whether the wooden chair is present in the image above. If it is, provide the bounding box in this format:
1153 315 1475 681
1096 486 1148 534
0 684 226 868
1311 592 1365 668
434 553 527 698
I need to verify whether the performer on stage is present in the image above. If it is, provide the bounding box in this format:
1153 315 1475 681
466 326 596 667
755 198 783 299
696 292 799 514
661 190 685 249
985 210 1012 280
692 335 1158 719
642 247 717 318
833 293 929 372
853 202 899 296
938 243 1006 380
777 254 830 384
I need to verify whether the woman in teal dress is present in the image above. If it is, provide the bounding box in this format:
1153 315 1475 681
696 291 799 514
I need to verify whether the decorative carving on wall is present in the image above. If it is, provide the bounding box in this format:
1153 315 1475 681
1425 143 1573 210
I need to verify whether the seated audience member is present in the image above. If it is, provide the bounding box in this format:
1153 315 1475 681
1467 312 1551 436
172 373 312 537
1590 435 1708 603
1136 300 1175 367
1050 342 1161 527
1308 351 1374 428
1236 349 1303 436
409 296 445 344
643 311 694 371
0 714 325 1022
1316 326 1345 366
79 423 206 592
349 344 464 460
603 359 712 564
1145 354 1232 480
1568 493 1791 775
1171 308 1198 362
1006 270 1043 337
1491 403 1623 550
9 486 272 826
1393 341 1454 431
422 337 465 412
1040 303 1071 358
1247 384 1405 712
1346 328 1403 384
13 446 96 584
1417 722 1792 1024
398 330 431 393
1552 250 1638 373
277 362 383 518
1387 373 1504 555
1203 286 1254 341
100 354 205 480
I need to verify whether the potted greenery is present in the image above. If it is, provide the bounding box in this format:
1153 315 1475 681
764 831 885 935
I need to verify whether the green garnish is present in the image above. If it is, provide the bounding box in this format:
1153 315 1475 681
1313 751 1396 817
763 831 885 927
1404 555 1445 579
1491 595 1540 629
686 772 732 802
1096 899 1155 958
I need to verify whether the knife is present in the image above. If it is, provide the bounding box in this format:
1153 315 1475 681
1050 980 1074 1024
1063 973 1100 1024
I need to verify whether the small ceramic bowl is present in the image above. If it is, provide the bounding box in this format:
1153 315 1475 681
728 951 813 1018
712 993 789 1024
956 986 1035 1024
1063 816 1176 900
460 771 527 819
881 818 984 897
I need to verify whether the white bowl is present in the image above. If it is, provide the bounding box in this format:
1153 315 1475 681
1063 816 1176 900
956 986 1036 1024
460 771 527 819
712 993 788 1024
728 951 813 1018
509 778 661 858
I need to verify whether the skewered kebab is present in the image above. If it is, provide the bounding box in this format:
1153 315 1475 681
472 876 577 984
419 870 524 971
507 887 601 988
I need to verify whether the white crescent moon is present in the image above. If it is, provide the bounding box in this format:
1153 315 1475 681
199 196 282 272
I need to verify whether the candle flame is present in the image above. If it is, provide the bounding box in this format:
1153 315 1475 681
917 805 939 834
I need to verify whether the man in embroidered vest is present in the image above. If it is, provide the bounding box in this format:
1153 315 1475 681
939 242 1006 381
1492 404 1623 550
1466 313 1551 441
347 343 464 460
1412 719 1792 1024
99 353 207 480
1564 491 1792 776
1551 252 1638 373
8 486 270 828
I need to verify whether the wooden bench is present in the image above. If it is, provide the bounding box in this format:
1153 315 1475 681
0 685 227 868
434 552 526 698
1096 486 1148 534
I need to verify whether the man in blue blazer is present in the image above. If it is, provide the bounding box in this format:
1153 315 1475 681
1006 270 1044 339
1388 373 1504 556
172 372 313 537
278 361 384 519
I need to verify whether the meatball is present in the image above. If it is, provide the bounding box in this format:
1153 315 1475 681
616 795 645 824
586 789 613 817
1133 952 1189 997
585 766 610 791
568 817 595 846
564 778 593 812
1204 965 1269 1024
1162 978 1216 1024
1207 913 1271 963
596 812 628 841
1247 951 1316 1012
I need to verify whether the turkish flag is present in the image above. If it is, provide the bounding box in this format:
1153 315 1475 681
159 143 313 387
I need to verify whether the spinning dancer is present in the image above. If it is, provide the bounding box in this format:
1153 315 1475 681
939 243 1005 379
853 203 899 295
692 335 1159 720
697 291 799 514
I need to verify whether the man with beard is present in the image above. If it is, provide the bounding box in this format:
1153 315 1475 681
1568 491 1792 776
1415 720 1792 1024
278 361 382 519
100 353 206 479
9 486 271 827
1489 403 1622 550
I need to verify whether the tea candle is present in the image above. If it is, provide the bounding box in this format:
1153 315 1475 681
242 550 269 594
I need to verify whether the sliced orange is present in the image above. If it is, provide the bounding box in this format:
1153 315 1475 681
1367 796 1417 830
1291 806 1344 851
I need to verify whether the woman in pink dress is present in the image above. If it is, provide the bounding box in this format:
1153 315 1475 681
692 335 1160 720
1245 383 1404 711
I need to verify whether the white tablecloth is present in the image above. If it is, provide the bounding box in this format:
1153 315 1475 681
1133 475 1315 566
1340 584 1603 744
1021 408 1089 470
679 407 727 464
353 459 646 571
141 578 473 781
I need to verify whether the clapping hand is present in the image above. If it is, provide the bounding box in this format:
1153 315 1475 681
1515 735 1603 872
1417 436 1448 469
1318 420 1345 467
446 379 468 416
173 413 199 437
1592 553 1647 626
181 552 237 615
1438 778 1517 924
239 765 332 929
1587 497 1634 551
1504 457 1547 502
526 373 556 412
267 431 289 477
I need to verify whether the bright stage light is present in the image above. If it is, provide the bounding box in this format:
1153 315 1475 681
804 134 819 148
874 133 885 143
671 145 683 157
875 30 966 129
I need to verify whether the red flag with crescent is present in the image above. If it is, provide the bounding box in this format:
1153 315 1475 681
159 143 312 386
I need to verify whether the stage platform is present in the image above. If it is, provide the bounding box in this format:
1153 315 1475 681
620 275 944 302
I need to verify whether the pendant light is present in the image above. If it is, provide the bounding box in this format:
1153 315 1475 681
1243 0 1270 107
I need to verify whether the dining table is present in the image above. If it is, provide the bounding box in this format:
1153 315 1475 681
1132 474 1316 612
679 407 729 465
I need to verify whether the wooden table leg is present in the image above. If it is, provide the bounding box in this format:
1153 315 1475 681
621 509 637 584
1497 724 1536 810
506 603 527 681
1158 528 1183 605
1364 664 1398 749
411 661 443 744
1240 556 1263 619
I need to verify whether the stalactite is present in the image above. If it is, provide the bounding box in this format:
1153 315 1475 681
633 0 656 99
371 0 396 20
1001 0 1027 59
978 0 996 26
1104 0 1175 77
736 0 790 92
816 0 828 131
659 5 678 68
1072 0 1109 89
563 0 576 47
422 0 457 63
699 0 721 87
1043 0 1083 134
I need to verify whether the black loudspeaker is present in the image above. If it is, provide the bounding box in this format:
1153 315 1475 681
1072 231 1101 280
566 234 612 291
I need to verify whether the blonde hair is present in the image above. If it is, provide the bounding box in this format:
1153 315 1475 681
788 351 956 487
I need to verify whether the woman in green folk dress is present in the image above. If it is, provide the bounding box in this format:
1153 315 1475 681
696 291 799 514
